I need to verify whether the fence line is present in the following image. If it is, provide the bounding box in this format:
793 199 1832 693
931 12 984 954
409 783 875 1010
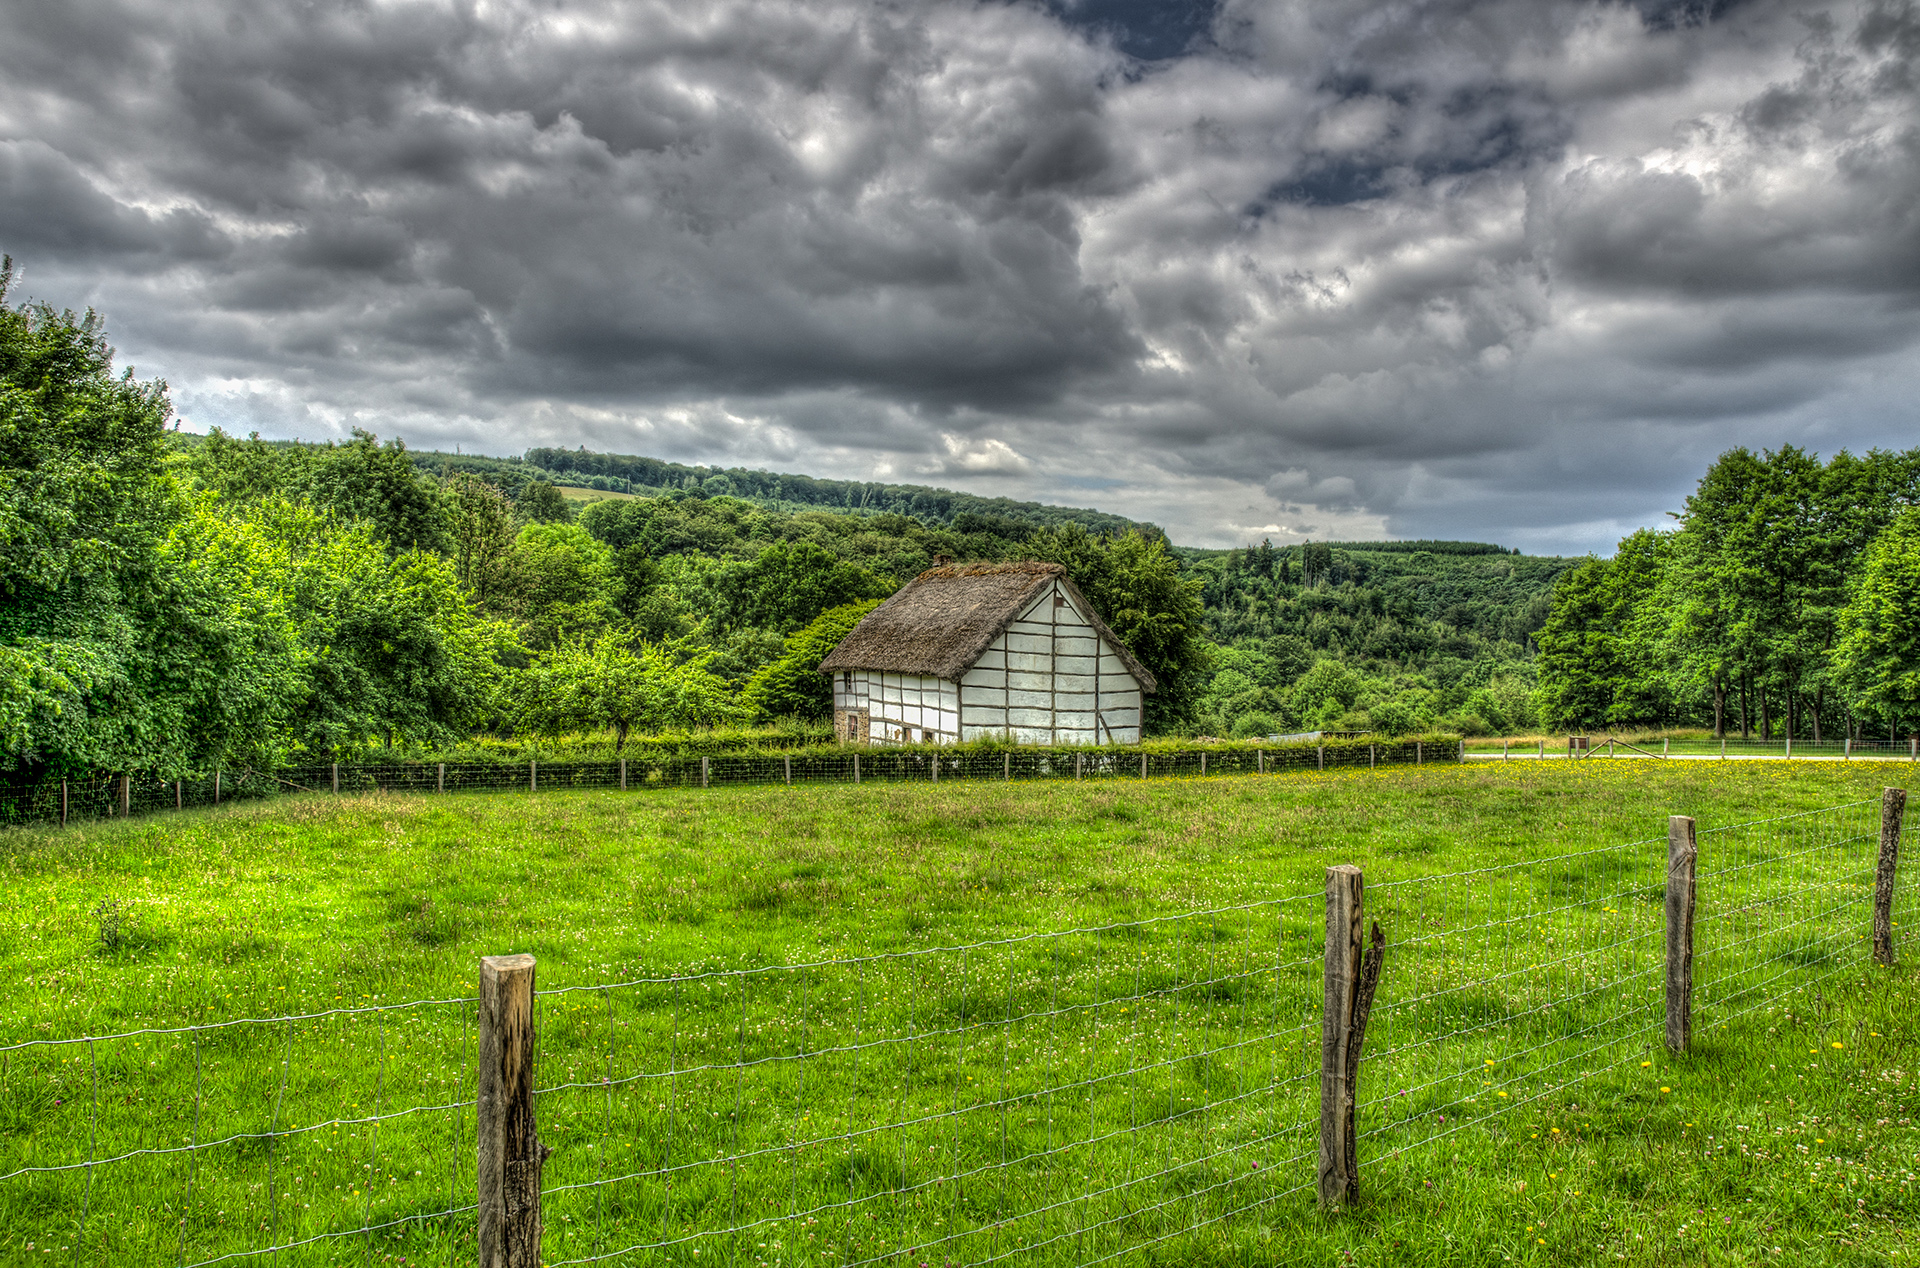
0 737 1449 830
0 792 1905 1265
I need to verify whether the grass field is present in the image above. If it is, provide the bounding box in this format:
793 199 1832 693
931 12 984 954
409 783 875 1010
3 761 1918 1265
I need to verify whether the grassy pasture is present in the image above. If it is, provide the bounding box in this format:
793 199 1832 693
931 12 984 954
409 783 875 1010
3 762 1918 1266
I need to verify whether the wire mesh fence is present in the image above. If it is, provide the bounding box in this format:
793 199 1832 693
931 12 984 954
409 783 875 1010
0 793 1903 1265
0 737 1443 830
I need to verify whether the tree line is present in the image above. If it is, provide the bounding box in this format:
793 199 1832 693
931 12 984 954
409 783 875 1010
1534 446 1920 740
0 266 1211 779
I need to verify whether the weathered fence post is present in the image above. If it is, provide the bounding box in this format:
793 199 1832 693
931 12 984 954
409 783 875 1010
1664 737 1670 757
1200 751 1207 777
1075 752 1083 781
1257 749 1265 774
332 762 340 794
1369 744 1375 769
529 761 537 793
1317 743 1324 771
1319 866 1382 1209
1666 815 1697 1054
783 755 791 786
119 774 130 818
60 779 68 826
438 762 445 793
1141 752 1148 779
620 758 627 791
1844 738 1851 760
214 770 221 805
477 953 544 1268
1874 787 1908 966
175 779 181 810
1004 752 1011 782
1503 740 1509 760
1415 741 1422 765
702 756 711 789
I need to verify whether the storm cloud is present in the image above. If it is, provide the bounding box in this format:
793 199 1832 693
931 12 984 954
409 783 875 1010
3 0 1916 551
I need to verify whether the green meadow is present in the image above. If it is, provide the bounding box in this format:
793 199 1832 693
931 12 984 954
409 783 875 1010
2 761 1917 1266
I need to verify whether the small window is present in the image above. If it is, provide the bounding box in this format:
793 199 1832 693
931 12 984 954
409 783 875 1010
843 671 852 690
1054 595 1067 607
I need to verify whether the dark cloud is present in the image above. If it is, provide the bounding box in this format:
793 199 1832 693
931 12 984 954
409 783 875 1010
4 0 1918 551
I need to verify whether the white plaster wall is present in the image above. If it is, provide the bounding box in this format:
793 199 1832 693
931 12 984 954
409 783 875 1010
833 668 958 745
956 580 1145 744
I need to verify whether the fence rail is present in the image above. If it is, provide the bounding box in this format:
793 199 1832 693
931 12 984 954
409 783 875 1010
0 738 1450 829
0 791 1905 1265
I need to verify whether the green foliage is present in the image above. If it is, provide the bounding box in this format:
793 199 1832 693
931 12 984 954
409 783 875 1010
514 633 747 748
511 522 618 650
520 479 573 523
297 429 452 555
1538 445 1920 737
447 474 521 615
1533 530 1672 730
741 601 882 720
1832 508 1920 718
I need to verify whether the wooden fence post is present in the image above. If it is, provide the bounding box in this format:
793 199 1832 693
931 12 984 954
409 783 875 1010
60 779 68 826
1075 752 1083 781
620 758 627 791
529 761 537 793
784 755 791 786
1845 738 1852 761
1415 741 1422 765
1257 749 1265 774
1200 751 1207 777
214 770 221 805
175 779 181 810
932 752 939 782
1369 744 1375 769
477 953 544 1268
1004 752 1010 782
438 762 445 794
1666 816 1697 1054
1317 744 1324 771
1874 788 1907 966
119 774 130 818
1319 866 1381 1209
332 762 339 794
702 756 711 789
1141 752 1148 779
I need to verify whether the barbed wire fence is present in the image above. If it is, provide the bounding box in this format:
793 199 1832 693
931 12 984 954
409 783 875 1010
0 790 1906 1265
0 737 1449 830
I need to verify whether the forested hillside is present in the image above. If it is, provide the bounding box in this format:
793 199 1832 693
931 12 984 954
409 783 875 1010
1533 445 1920 741
2 271 1580 781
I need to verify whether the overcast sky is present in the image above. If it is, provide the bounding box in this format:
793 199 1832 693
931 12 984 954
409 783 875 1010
4 0 1916 552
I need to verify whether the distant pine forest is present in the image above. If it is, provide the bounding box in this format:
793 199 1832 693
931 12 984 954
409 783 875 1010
8 273 1918 783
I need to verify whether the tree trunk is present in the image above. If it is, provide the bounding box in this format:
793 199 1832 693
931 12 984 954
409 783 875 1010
1812 686 1823 744
1760 688 1771 743
614 721 627 754
1712 675 1725 741
1740 675 1751 740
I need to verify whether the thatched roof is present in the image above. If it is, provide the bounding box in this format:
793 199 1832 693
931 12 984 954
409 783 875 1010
817 561 1157 689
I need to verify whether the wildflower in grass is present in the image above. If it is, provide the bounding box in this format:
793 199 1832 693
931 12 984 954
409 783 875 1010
1661 1087 1671 1093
